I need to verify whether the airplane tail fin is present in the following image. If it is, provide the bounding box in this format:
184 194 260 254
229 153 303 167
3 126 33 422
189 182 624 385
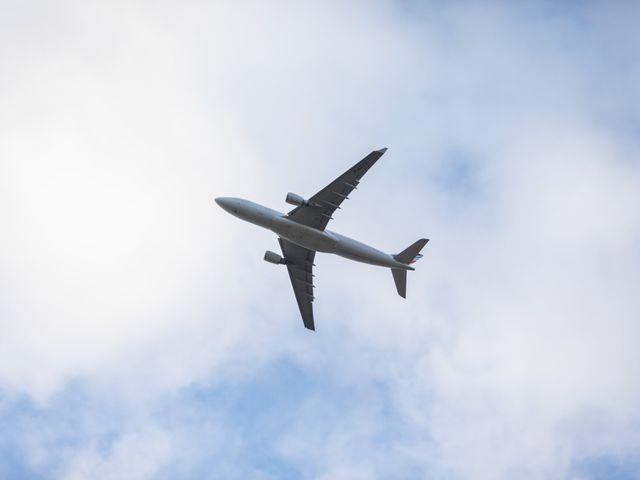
392 238 429 298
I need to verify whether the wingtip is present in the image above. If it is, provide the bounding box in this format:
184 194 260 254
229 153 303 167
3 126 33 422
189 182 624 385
376 147 388 154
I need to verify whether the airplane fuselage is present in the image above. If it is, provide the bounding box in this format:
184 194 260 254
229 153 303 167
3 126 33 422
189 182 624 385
216 197 413 271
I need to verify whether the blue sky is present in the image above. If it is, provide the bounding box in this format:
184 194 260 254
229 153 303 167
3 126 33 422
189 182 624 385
1 1 640 479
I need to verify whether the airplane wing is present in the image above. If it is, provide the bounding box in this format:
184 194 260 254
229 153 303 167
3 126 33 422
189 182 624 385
278 237 316 330
287 148 387 231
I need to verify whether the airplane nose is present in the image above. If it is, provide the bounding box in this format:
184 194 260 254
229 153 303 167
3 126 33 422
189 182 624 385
215 197 237 214
215 197 230 209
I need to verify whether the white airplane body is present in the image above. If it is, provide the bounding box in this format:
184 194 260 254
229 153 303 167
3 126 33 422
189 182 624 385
215 148 428 330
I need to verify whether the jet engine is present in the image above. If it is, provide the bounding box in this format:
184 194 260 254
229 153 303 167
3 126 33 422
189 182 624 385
285 192 307 207
264 250 286 265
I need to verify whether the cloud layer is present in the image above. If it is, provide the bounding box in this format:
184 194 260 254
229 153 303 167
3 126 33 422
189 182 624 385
1 1 640 478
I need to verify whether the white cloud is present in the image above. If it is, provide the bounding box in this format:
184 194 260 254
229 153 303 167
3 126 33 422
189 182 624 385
60 429 173 480
1 1 639 478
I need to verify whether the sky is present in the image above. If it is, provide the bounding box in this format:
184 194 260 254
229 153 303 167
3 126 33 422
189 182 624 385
1 1 640 479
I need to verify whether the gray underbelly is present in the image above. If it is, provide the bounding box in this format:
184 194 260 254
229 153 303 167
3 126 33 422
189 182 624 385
331 233 397 268
269 216 337 253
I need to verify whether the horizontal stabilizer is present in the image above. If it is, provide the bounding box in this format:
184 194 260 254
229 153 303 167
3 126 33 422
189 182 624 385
392 269 407 298
394 238 429 265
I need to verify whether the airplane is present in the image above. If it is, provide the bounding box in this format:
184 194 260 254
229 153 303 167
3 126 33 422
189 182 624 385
215 148 428 331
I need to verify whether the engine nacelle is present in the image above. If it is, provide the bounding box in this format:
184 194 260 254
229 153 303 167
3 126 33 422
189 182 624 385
264 250 286 265
285 192 307 207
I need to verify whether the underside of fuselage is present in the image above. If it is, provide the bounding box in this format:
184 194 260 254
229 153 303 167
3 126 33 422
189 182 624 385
271 216 411 270
269 215 337 253
214 197 411 270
